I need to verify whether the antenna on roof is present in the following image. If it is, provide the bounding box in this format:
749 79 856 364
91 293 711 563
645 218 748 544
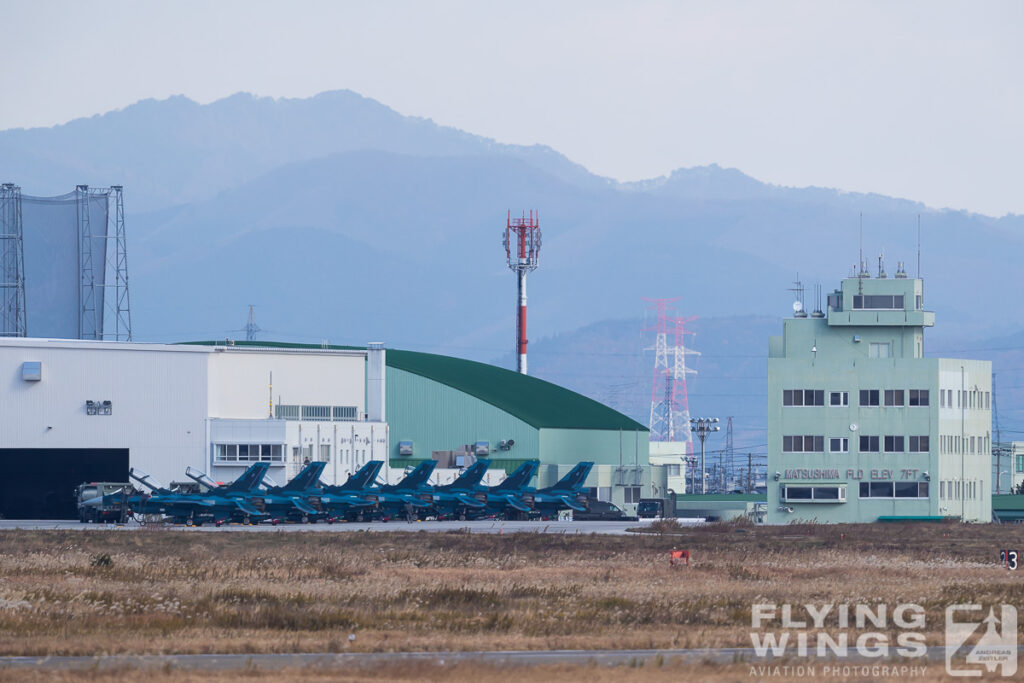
858 213 864 294
916 214 921 279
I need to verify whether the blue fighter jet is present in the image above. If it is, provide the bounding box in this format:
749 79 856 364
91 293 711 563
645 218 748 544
430 459 491 520
317 461 385 522
186 461 327 524
370 460 437 521
480 459 539 519
128 464 270 526
527 462 594 516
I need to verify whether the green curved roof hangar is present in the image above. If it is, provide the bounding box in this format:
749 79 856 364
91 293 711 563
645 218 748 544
386 348 645 431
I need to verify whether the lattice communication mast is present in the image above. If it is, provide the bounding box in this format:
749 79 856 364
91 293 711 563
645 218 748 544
645 298 699 449
503 210 541 374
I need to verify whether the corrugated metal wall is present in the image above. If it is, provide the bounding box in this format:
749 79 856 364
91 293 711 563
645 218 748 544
386 367 539 465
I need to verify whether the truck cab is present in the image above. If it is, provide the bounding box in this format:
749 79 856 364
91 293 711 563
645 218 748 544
636 498 666 519
75 482 131 523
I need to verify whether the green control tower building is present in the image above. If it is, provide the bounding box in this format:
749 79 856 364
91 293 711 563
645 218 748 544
767 262 991 524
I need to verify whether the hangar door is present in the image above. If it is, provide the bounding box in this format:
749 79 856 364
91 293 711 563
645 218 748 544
0 449 129 519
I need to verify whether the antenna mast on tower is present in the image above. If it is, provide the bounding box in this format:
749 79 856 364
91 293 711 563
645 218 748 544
503 210 541 374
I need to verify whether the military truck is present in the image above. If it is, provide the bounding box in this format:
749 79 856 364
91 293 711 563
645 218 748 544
75 482 131 523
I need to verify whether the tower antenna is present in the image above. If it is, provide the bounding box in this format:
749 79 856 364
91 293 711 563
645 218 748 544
245 305 261 342
858 212 864 294
503 210 541 374
917 214 921 278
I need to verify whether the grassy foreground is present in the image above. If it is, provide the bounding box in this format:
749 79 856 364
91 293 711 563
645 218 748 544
0 523 1021 667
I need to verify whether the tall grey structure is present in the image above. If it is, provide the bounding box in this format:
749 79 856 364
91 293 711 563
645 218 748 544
0 184 131 341
0 184 26 337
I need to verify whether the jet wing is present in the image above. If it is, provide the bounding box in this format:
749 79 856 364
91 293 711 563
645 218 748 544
558 495 587 512
322 493 377 509
232 499 265 517
288 497 319 515
498 494 531 512
455 493 486 508
398 494 432 508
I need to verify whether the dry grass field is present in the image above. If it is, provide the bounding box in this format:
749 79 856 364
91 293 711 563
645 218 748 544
0 522 1022 680
0 660 990 683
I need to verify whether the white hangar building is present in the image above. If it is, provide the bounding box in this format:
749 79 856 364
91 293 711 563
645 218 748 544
0 338 389 518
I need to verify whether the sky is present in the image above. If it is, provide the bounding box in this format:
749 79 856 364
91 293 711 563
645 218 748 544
0 1 1021 216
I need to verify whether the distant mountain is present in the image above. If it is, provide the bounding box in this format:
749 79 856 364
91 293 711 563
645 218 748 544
0 90 611 212
2 90 1022 384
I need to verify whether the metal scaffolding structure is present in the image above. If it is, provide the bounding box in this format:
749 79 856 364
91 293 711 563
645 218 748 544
0 183 26 337
108 186 132 341
78 185 131 341
645 298 699 447
76 185 99 340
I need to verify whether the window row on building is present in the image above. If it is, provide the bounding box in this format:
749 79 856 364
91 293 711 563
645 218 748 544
939 480 982 501
783 389 929 407
938 388 990 411
939 434 991 455
858 481 929 499
274 404 361 421
852 294 904 310
214 443 375 466
778 481 930 502
782 435 930 453
214 443 286 463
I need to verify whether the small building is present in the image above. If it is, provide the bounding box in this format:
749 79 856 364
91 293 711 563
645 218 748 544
994 441 1024 494
648 441 689 494
767 266 992 524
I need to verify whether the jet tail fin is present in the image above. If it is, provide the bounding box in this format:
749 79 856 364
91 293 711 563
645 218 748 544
280 461 326 492
442 460 490 490
493 460 538 491
225 462 269 492
547 462 593 492
338 461 384 491
396 460 437 489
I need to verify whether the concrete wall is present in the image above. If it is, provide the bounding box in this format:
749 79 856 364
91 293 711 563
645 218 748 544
208 347 365 419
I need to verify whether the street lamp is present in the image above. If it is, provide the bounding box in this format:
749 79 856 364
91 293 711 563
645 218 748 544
690 417 720 495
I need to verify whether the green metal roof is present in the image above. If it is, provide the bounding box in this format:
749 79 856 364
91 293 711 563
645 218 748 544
877 516 950 523
992 494 1024 511
181 341 647 432
674 493 766 502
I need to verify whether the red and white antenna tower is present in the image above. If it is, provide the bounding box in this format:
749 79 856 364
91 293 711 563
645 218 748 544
644 299 699 449
504 210 541 374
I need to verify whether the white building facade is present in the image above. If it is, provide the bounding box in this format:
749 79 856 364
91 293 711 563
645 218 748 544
0 338 387 512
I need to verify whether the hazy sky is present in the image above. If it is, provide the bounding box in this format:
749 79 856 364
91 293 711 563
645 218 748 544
0 1 1021 216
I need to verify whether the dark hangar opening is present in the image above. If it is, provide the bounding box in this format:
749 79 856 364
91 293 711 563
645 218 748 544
0 449 129 520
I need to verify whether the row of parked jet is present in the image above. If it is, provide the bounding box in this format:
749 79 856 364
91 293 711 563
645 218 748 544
122 459 594 526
